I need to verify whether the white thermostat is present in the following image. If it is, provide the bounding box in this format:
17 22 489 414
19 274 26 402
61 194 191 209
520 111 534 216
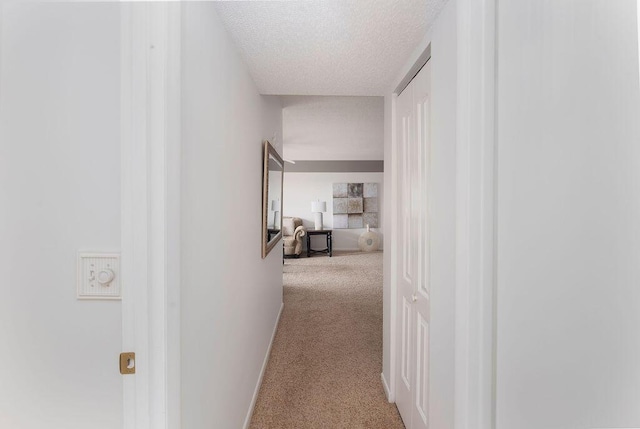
77 252 121 300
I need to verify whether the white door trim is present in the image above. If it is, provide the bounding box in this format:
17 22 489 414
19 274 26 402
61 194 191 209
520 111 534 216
637 0 640 90
454 0 497 428
121 3 181 429
385 92 399 403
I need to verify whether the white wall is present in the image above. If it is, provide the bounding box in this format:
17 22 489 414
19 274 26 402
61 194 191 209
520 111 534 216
283 172 384 251
0 3 122 428
425 4 457 426
281 96 384 161
181 3 283 428
496 1 640 427
383 1 457 428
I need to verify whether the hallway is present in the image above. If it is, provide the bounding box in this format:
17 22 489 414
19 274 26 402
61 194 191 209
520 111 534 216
250 252 403 428
4 1 640 428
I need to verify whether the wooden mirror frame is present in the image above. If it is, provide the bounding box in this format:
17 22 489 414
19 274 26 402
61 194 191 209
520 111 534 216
262 140 284 258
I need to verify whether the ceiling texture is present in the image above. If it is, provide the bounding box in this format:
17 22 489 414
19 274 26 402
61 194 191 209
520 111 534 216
281 96 384 161
213 0 448 96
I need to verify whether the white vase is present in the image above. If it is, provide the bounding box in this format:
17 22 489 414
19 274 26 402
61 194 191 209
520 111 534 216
358 224 379 252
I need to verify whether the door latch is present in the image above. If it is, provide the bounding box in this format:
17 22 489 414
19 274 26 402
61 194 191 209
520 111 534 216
120 352 136 375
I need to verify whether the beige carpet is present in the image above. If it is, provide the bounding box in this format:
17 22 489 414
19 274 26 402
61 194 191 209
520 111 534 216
250 251 405 429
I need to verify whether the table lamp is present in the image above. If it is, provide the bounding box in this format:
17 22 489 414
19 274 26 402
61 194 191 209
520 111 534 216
311 200 326 230
271 199 281 228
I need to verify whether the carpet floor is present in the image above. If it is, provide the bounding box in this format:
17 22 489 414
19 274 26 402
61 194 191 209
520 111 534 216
249 251 405 429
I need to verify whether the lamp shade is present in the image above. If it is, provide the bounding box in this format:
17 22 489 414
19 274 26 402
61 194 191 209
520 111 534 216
271 200 281 211
311 201 326 213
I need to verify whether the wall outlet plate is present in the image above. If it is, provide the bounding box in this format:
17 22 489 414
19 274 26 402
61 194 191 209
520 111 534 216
77 252 121 300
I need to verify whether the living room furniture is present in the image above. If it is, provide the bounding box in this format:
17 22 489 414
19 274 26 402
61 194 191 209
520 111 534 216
267 228 280 242
307 229 332 257
282 217 306 257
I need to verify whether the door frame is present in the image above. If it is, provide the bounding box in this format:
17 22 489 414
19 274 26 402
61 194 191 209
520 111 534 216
454 0 497 428
385 0 497 427
120 3 181 429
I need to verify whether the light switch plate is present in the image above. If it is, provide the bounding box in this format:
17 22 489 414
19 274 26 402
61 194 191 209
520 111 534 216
77 252 121 300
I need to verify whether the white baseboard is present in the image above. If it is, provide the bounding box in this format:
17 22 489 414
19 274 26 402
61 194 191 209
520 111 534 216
303 247 385 252
243 302 284 429
333 248 384 252
381 372 393 403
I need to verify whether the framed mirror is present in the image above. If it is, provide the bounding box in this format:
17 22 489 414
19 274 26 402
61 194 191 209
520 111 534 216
262 140 284 258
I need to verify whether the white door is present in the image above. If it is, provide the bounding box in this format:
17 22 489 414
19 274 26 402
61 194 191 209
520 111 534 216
395 72 416 427
395 60 432 429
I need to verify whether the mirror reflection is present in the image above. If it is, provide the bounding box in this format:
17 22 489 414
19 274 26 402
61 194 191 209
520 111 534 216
262 141 284 258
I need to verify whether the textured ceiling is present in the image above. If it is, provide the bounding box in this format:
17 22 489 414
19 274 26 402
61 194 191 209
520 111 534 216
282 96 384 161
213 0 448 96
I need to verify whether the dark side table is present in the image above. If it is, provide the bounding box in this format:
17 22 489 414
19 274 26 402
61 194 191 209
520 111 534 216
306 229 332 257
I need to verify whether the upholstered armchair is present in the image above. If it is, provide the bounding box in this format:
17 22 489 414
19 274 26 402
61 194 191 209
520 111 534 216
282 217 306 257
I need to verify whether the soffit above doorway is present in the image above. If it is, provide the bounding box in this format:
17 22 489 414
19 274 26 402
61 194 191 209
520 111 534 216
213 0 448 96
